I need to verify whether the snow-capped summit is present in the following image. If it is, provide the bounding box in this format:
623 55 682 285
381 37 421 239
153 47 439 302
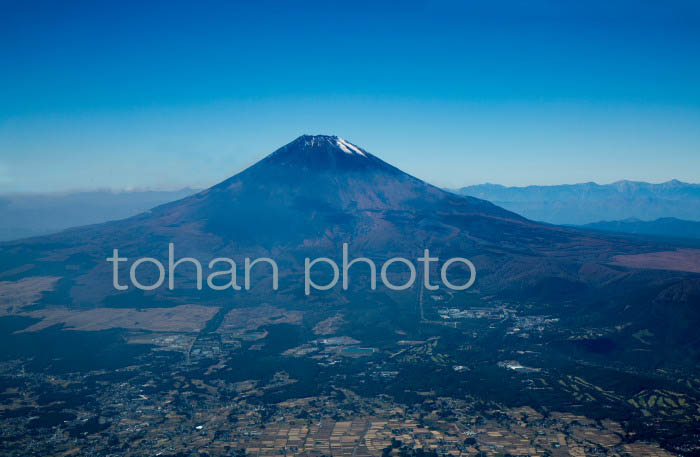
335 137 366 156
282 135 367 157
256 135 397 174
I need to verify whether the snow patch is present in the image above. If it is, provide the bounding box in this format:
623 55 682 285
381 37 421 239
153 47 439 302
336 138 366 157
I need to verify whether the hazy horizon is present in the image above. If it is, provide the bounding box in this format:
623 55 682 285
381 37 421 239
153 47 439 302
0 162 697 197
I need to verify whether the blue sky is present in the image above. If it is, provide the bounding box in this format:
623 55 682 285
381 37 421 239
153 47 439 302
1 0 699 192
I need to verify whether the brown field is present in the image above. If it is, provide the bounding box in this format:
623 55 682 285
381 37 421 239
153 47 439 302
611 248 700 273
216 304 303 334
20 304 219 332
0 276 61 314
313 313 345 335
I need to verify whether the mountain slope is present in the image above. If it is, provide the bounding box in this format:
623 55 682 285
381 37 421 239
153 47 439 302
454 180 700 224
146 135 520 248
581 217 700 240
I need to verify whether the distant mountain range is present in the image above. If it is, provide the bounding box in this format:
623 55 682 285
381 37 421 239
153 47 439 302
453 180 700 225
0 188 199 241
580 217 700 240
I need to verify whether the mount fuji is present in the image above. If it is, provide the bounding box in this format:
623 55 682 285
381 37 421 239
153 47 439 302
0 135 697 334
